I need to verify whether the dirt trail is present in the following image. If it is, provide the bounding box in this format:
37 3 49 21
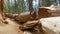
0 18 23 34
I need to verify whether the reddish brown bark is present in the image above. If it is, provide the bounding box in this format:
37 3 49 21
0 0 4 12
38 8 52 18
0 0 5 18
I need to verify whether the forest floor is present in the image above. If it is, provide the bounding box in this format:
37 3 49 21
0 18 23 34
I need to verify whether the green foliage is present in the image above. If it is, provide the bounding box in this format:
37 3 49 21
4 0 27 13
39 0 56 7
4 0 56 13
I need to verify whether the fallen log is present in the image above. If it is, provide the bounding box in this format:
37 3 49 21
20 20 39 29
40 17 60 34
15 12 32 22
5 12 37 23
19 20 46 34
38 7 52 18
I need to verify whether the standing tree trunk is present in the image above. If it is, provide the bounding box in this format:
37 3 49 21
14 0 17 13
0 0 4 12
27 0 33 13
0 0 5 22
39 0 43 7
0 0 5 18
27 0 37 19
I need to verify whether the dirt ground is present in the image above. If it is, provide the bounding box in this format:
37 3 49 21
0 18 23 34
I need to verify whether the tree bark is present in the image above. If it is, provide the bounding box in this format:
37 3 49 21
0 0 5 19
27 0 33 13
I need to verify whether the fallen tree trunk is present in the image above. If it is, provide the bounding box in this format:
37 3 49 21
5 12 35 23
40 17 60 34
19 20 46 34
38 7 52 18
